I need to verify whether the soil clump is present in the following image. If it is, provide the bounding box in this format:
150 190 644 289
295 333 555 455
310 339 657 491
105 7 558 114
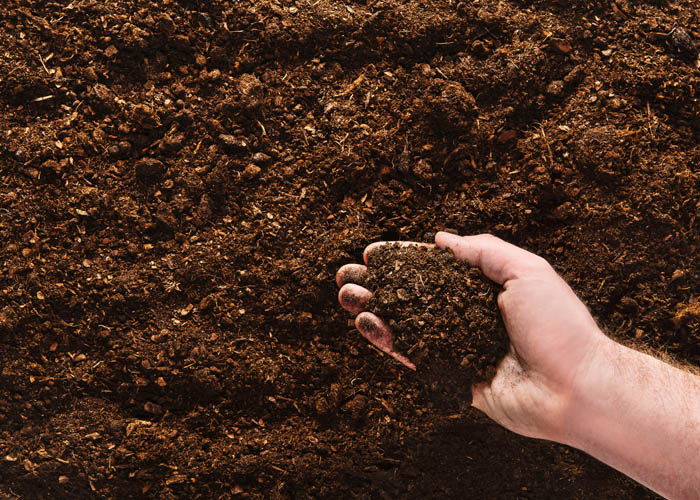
366 244 509 395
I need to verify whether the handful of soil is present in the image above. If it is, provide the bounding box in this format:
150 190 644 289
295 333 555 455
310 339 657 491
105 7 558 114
366 244 509 397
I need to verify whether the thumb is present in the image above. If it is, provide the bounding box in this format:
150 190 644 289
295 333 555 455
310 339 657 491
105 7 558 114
435 232 547 285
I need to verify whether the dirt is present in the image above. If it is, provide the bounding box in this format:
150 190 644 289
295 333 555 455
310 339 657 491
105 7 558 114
365 244 509 403
1 0 698 498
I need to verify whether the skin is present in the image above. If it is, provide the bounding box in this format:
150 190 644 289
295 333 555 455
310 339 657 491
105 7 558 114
337 232 700 499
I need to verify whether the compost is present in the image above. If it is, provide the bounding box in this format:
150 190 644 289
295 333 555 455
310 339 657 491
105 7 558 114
1 0 698 498
365 244 509 403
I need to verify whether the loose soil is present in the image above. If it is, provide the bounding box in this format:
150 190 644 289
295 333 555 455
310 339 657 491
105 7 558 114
1 0 698 498
365 244 509 404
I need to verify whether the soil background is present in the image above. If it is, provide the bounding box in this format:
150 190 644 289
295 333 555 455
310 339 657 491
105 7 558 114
0 0 698 498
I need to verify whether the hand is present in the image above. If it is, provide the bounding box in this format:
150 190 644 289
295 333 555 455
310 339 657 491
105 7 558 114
336 232 611 442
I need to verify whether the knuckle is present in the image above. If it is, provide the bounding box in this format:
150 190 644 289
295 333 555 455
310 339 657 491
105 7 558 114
529 254 553 273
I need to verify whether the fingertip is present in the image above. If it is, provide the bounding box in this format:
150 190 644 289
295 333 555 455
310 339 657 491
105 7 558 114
354 312 416 370
355 312 392 351
355 311 379 334
363 241 387 265
435 233 523 285
335 267 345 288
435 231 463 249
336 263 368 287
338 283 372 314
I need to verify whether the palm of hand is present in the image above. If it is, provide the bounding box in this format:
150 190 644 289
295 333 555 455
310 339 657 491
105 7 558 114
477 272 605 441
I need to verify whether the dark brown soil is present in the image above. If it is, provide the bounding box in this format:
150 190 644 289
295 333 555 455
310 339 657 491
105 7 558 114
1 0 698 498
366 244 509 399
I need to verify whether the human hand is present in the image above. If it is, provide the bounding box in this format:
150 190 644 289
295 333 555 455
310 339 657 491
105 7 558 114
336 232 611 442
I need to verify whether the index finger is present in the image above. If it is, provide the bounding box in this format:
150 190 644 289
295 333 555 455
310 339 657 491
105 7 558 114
434 232 550 285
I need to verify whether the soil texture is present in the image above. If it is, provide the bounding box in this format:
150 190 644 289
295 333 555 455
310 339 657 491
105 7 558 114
1 0 699 498
366 244 509 397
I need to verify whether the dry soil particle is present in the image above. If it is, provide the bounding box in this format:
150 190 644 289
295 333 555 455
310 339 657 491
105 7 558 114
366 244 509 402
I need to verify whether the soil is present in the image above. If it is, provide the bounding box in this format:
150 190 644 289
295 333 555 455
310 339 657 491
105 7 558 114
0 0 698 498
365 244 509 403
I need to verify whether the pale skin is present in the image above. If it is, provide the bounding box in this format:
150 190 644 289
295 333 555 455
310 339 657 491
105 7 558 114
337 232 700 500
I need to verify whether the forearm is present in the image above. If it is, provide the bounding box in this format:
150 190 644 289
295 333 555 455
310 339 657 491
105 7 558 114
563 337 700 499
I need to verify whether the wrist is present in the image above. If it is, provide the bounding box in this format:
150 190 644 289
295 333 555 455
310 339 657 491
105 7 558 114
558 333 622 448
552 334 700 499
